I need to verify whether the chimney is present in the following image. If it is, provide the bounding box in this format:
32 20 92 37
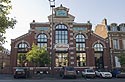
102 18 107 25
33 20 35 22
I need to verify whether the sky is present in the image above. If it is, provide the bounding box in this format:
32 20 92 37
4 0 125 50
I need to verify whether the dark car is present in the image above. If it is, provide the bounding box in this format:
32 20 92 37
59 66 77 79
14 68 27 78
111 69 121 77
112 68 125 78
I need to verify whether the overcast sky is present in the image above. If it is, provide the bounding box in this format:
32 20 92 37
4 0 125 50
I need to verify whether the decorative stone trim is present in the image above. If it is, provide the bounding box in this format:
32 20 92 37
15 40 31 48
70 57 74 59
35 32 50 39
70 52 74 54
69 42 74 45
70 37 74 40
70 33 73 36
73 32 88 39
71 62 74 64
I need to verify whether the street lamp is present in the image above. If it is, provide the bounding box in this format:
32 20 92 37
49 0 55 7
48 0 55 75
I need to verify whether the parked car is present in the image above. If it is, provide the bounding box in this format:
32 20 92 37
59 66 77 79
116 72 125 78
111 68 121 77
111 68 125 78
13 68 27 78
81 68 96 78
95 69 112 78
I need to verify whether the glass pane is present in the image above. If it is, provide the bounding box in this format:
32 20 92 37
94 43 103 51
76 53 86 67
55 24 68 44
55 53 68 67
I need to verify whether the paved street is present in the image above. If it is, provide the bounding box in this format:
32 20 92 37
0 74 125 82
0 79 125 82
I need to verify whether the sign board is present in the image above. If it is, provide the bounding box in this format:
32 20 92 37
55 43 69 51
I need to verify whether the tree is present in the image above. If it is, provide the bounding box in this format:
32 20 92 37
0 0 16 50
26 44 50 67
17 53 26 67
38 47 50 66
118 54 125 67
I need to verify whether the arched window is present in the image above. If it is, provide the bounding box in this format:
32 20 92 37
119 24 125 32
76 34 86 67
94 43 104 69
76 34 85 51
94 43 103 51
37 33 47 48
18 42 28 52
55 24 68 44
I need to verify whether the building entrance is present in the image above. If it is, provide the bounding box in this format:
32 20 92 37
95 53 104 69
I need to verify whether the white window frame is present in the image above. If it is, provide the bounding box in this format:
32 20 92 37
122 39 125 49
113 39 119 49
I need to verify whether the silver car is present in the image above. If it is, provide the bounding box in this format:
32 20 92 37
82 68 96 78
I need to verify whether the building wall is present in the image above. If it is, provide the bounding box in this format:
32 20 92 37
0 49 10 74
95 20 125 68
10 5 111 74
95 19 108 39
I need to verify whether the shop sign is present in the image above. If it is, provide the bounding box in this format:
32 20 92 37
55 43 69 51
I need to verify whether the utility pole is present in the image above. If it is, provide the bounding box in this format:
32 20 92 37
48 0 55 75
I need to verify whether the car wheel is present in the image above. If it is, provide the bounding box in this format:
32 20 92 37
100 74 103 78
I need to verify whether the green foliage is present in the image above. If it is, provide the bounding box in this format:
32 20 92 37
26 44 50 67
0 0 16 48
38 47 50 66
119 54 125 66
26 44 38 65
17 53 26 66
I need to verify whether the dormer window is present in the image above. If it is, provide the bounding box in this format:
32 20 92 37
121 27 125 31
112 27 117 31
119 24 125 32
110 23 117 31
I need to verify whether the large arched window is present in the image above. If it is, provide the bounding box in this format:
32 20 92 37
55 24 68 44
76 34 85 51
18 42 28 52
37 33 47 48
76 34 86 67
94 43 104 69
55 24 68 67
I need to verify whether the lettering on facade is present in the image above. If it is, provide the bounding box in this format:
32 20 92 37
55 43 69 51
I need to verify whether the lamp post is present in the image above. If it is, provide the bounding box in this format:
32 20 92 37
48 0 55 75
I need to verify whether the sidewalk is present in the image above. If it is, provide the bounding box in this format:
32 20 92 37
31 74 61 80
0 74 13 80
0 73 83 80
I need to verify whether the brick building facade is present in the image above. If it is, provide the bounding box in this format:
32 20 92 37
10 5 111 73
0 48 10 74
95 19 125 68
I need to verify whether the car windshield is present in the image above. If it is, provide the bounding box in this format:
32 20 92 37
87 69 94 72
66 67 75 71
16 68 24 71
